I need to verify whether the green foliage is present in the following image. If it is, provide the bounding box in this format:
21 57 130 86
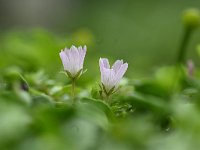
1 28 200 150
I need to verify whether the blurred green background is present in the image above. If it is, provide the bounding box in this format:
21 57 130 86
1 0 200 77
1 1 200 150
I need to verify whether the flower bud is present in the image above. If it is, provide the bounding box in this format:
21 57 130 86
183 8 200 29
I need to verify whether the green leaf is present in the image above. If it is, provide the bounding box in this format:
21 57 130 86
118 92 168 114
107 86 115 96
65 70 73 79
102 83 108 95
73 69 83 80
82 69 87 74
80 97 115 121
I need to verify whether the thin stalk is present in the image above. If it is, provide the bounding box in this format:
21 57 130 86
171 27 193 93
72 79 76 102
105 94 110 102
176 27 193 64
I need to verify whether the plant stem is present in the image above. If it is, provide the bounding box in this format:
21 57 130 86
176 27 193 64
172 27 193 93
106 94 109 101
72 79 76 102
104 93 110 104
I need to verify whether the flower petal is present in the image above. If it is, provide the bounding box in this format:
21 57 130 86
78 45 87 68
101 68 115 92
99 58 105 73
112 60 123 72
59 50 70 71
100 58 110 69
115 63 128 85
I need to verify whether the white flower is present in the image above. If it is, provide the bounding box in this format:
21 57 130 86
59 45 87 78
99 58 128 95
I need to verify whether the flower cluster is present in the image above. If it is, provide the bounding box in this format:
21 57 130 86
59 45 128 100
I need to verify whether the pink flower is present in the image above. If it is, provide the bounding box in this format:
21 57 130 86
59 45 87 78
99 58 128 95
